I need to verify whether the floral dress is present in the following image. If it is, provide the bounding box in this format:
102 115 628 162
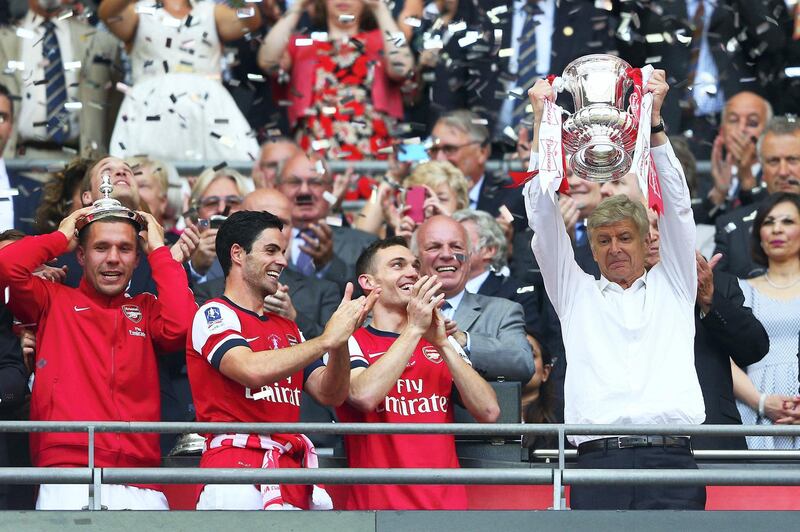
295 34 396 200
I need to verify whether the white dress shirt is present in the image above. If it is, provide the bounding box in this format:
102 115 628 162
524 143 705 445
0 159 14 231
465 270 491 294
17 11 80 145
468 175 484 209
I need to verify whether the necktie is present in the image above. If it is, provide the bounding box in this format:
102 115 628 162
295 230 316 276
42 20 69 144
512 4 542 127
441 300 453 320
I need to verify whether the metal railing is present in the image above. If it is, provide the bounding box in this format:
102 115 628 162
3 420 800 511
5 158 713 177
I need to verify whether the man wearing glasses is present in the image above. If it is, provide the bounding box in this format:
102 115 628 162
276 152 376 293
430 110 527 233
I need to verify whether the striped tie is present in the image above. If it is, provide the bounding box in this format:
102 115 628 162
512 6 541 128
42 20 69 144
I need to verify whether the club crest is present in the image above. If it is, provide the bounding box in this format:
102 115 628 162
121 304 142 323
422 346 443 364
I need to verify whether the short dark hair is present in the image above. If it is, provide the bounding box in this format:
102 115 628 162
355 236 409 278
77 217 140 248
751 192 800 266
216 210 284 277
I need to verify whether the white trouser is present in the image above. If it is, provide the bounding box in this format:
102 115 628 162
36 484 169 510
197 485 301 511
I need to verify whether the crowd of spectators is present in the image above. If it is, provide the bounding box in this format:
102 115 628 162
0 0 799 512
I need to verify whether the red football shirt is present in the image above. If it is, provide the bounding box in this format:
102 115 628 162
187 296 323 437
336 326 467 510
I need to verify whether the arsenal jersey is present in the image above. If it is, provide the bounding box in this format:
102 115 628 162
336 325 467 510
187 297 323 426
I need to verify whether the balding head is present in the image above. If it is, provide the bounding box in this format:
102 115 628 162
251 139 303 189
242 188 294 243
722 91 772 148
412 215 471 297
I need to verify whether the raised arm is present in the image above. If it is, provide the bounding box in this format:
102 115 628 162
98 0 139 44
257 0 310 73
646 71 697 303
0 207 93 324
523 79 585 317
214 3 262 42
218 283 370 389
365 0 414 81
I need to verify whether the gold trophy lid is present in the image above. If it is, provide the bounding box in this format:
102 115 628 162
75 173 145 232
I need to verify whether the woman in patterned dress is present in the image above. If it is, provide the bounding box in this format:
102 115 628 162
732 193 800 449
258 0 414 199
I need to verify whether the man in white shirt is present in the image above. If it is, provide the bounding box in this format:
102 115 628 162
525 72 706 510
0 83 41 234
0 0 122 158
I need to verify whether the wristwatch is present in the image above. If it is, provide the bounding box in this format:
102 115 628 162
651 119 666 134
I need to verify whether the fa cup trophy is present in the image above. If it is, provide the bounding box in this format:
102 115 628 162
559 54 639 183
76 172 145 231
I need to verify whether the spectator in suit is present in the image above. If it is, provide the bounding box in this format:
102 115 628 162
251 137 302 190
452 208 545 340
715 116 800 278
701 92 773 223
0 84 41 235
412 214 534 382
618 0 785 159
643 209 769 451
276 152 376 292
0 0 122 159
194 188 340 341
430 110 526 236
186 167 253 285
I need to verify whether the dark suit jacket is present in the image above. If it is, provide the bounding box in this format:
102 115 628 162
0 302 29 509
193 268 340 340
692 271 769 450
311 225 376 293
6 169 42 236
713 201 764 279
452 290 534 383
617 0 785 133
477 271 544 339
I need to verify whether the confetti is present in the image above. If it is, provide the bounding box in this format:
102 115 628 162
296 38 314 47
498 205 514 224
339 14 355 23
448 21 467 33
403 17 422 28
15 28 36 40
322 191 338 205
458 32 480 48
236 7 256 18
503 126 518 142
311 139 331 151
498 48 513 58
212 161 228 172
64 102 83 110
64 61 81 70
6 61 24 71
325 215 343 227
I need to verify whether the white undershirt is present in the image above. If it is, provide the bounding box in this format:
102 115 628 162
465 269 491 294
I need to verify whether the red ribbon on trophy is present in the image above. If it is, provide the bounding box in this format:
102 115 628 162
626 66 664 215
508 76 569 195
